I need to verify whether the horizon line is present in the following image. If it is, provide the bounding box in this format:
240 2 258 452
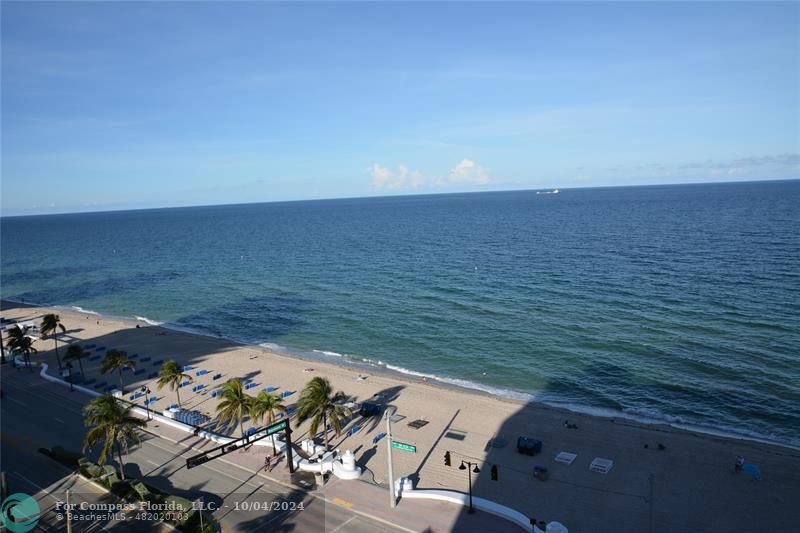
2 177 798 219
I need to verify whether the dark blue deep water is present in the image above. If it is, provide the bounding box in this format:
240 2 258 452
2 181 799 446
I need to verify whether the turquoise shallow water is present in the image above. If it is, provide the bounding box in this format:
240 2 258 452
2 181 799 446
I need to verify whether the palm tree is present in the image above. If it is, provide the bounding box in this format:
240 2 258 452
156 360 193 408
40 314 66 371
101 350 135 392
16 335 38 372
296 377 351 450
249 391 287 450
5 324 28 351
214 378 253 437
6 325 37 371
64 344 88 379
83 394 146 480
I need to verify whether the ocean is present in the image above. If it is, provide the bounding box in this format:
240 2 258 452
2 180 799 447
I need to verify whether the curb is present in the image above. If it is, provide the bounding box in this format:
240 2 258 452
141 427 414 533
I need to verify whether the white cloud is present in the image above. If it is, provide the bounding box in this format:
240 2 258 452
369 164 424 190
370 159 491 190
447 159 490 185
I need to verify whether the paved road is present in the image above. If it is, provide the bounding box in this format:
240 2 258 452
1 373 166 531
1 369 400 532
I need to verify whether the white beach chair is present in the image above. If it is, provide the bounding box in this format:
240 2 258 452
555 451 577 465
590 457 614 473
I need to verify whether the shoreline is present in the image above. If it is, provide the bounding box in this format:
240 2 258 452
4 296 797 452
5 299 800 532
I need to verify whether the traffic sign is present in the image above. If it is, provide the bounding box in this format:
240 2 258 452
265 420 288 436
391 441 416 453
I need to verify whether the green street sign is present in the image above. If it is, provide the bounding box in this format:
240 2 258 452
391 441 416 453
265 420 288 436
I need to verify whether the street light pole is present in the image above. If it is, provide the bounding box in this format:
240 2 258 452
459 460 480 514
386 406 397 509
66 489 73 533
66 472 113 532
197 496 205 532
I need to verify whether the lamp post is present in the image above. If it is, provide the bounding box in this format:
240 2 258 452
66 472 114 533
141 386 152 420
195 496 205 532
459 460 480 514
385 406 397 509
66 362 74 392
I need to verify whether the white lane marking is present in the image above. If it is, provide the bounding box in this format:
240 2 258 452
54 418 65 424
147 459 162 466
331 516 356 533
4 397 27 407
9 471 51 495
142 437 268 492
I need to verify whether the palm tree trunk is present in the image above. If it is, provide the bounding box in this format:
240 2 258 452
54 335 62 371
78 357 85 379
116 443 126 480
323 412 329 450
26 353 32 372
176 386 182 408
1 330 6 365
268 413 276 451
118 369 124 392
240 419 245 438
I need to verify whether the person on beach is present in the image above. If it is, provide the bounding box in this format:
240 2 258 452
735 456 744 472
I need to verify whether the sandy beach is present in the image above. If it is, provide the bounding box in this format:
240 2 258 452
3 301 798 532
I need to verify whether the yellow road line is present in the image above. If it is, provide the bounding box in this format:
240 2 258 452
332 497 354 508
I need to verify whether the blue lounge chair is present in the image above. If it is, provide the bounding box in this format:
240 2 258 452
373 432 386 444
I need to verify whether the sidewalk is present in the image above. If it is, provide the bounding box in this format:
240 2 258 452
21 358 526 532
141 416 525 532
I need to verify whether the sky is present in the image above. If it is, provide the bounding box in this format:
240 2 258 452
1 1 798 216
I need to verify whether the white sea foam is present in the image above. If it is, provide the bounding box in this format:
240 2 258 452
45 303 800 450
72 305 100 315
260 342 289 353
312 349 345 357
135 315 163 326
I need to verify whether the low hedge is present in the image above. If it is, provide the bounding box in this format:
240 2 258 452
41 447 213 532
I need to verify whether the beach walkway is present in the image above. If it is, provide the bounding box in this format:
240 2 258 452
4 302 799 533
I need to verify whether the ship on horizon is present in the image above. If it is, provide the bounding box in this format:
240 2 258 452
536 189 560 195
